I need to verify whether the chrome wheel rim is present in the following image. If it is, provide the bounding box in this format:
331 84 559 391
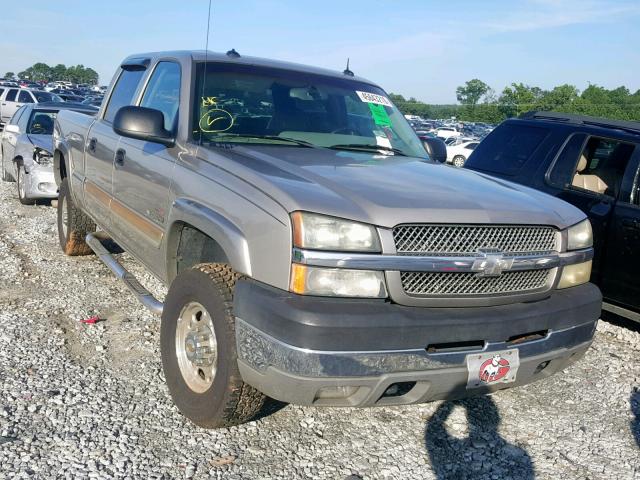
175 301 217 393
60 195 68 240
454 157 465 168
18 168 25 198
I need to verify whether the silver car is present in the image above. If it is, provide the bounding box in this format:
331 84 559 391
0 103 97 204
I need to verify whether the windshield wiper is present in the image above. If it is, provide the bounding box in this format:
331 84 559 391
208 134 316 148
328 143 408 156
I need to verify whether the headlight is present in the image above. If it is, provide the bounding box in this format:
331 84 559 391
557 261 592 289
291 212 381 252
290 264 387 298
33 147 53 166
567 219 593 250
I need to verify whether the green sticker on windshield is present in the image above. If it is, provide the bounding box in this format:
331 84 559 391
368 103 392 127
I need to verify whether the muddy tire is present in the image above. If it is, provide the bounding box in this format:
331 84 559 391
161 263 267 428
57 178 95 256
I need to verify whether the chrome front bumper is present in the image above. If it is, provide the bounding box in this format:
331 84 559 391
236 318 596 407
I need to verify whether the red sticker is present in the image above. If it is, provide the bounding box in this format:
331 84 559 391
478 354 511 383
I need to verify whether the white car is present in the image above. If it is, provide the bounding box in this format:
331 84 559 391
0 88 63 125
436 126 461 140
446 140 480 168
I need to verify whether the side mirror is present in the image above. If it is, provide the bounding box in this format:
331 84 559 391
422 137 447 164
4 124 20 134
113 106 175 147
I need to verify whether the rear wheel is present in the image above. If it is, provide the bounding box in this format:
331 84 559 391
57 178 95 256
453 155 466 168
17 166 35 205
161 263 268 428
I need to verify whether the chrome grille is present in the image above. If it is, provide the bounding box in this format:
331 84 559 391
400 269 552 297
393 224 557 256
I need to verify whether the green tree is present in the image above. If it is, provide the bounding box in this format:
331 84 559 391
3 72 15 80
456 79 490 108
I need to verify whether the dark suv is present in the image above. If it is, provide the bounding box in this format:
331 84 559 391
466 111 640 323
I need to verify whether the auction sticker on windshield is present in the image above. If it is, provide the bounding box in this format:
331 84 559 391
356 91 392 106
466 349 519 389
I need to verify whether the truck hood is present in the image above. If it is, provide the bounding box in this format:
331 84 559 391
210 145 585 229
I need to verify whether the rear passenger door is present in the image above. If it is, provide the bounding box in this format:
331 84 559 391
599 148 640 311
546 134 636 281
111 61 181 262
83 64 147 230
1 89 20 123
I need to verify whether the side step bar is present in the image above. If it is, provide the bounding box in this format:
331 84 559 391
85 233 164 315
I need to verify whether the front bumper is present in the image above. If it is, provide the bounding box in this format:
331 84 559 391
234 281 601 407
24 164 57 199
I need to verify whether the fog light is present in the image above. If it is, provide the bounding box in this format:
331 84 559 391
557 261 592 289
315 386 359 399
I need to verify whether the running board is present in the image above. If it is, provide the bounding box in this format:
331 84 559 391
85 233 164 315
602 302 640 324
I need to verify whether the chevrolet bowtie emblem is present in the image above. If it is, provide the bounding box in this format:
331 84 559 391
471 249 514 277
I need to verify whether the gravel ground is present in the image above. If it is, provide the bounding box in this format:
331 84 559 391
0 179 638 480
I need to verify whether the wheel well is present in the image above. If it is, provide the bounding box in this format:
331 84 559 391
13 156 23 168
54 150 67 185
174 223 229 277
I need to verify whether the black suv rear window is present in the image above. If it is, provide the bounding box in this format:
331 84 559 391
467 123 550 175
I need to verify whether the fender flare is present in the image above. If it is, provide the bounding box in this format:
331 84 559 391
166 198 252 281
53 142 71 186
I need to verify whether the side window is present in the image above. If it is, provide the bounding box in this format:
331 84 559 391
11 106 28 127
5 89 18 102
18 90 34 103
569 137 635 197
18 108 34 132
140 62 181 132
466 123 550 175
467 142 479 150
0 88 4 98
547 134 587 188
103 68 146 123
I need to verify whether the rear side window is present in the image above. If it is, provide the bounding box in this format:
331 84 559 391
467 123 550 175
10 105 27 126
18 90 34 103
5 89 18 102
103 68 146 123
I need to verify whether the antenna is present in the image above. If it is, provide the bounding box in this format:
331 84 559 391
343 58 354 77
200 0 213 145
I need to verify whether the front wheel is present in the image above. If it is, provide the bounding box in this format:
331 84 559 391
161 263 267 428
57 178 96 256
17 166 35 205
453 155 466 168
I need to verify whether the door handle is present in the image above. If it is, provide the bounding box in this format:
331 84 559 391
115 148 126 166
88 137 97 153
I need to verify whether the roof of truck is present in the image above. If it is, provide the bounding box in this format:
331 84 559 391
121 50 379 87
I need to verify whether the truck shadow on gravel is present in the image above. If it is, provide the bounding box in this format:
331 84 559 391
425 397 535 480
632 390 640 448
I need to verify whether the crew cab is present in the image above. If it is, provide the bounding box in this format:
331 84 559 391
53 51 601 428
466 111 640 323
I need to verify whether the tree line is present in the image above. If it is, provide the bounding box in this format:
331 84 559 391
391 79 640 123
4 63 99 85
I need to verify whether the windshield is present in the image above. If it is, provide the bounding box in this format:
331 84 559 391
193 62 427 158
33 91 62 103
27 110 57 135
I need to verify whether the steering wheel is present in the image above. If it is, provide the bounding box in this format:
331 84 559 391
331 127 358 135
30 124 45 134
